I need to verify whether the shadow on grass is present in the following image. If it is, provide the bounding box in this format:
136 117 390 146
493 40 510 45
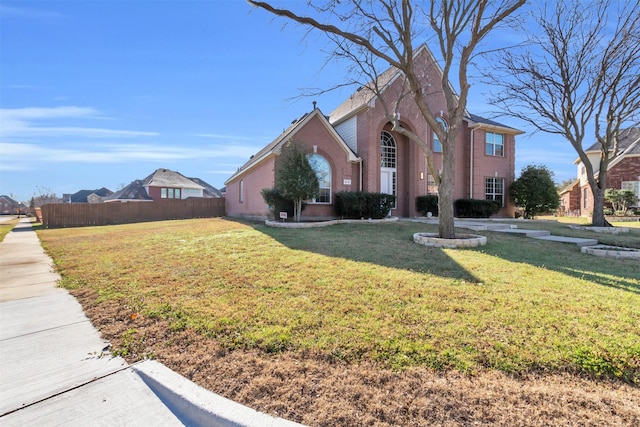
476 230 640 295
249 220 482 284
246 219 639 295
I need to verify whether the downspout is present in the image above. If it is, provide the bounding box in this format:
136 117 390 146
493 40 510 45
359 159 363 192
470 128 475 198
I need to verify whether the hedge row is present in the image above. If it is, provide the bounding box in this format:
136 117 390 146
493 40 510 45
334 191 396 219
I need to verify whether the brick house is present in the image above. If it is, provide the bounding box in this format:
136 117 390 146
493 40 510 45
0 195 21 215
560 128 640 216
63 187 113 204
104 168 223 202
225 45 523 220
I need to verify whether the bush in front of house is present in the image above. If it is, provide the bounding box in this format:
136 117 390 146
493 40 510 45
334 191 396 219
416 195 439 217
454 198 501 218
261 188 297 220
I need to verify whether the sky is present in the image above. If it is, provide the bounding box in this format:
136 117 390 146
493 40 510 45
0 0 580 203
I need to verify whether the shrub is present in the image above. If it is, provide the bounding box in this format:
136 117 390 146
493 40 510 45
603 208 614 215
454 198 501 218
261 188 296 220
416 195 439 216
334 191 396 219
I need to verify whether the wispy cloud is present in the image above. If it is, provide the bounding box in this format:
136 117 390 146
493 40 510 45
0 4 69 21
0 142 257 166
0 106 158 138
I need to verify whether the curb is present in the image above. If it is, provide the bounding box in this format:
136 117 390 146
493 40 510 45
132 360 304 427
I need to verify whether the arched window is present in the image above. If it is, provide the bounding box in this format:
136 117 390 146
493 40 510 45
307 154 331 203
433 117 447 153
381 130 397 168
380 131 397 208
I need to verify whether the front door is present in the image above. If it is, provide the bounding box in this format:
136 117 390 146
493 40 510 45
380 168 396 210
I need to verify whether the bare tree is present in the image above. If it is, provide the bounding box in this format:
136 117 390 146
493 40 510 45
487 0 640 227
31 186 60 207
247 0 525 239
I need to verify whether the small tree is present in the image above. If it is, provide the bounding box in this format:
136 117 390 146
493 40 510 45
605 189 637 214
275 143 319 222
509 165 559 219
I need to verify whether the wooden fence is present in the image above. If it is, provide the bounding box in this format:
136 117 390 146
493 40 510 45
40 198 226 228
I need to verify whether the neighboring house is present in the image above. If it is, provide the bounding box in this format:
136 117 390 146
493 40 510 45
0 195 21 214
225 44 523 220
63 187 113 204
103 168 223 202
189 177 224 198
103 180 153 203
561 128 640 216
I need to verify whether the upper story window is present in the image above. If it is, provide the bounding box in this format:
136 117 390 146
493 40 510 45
485 132 504 157
307 154 331 204
433 118 446 153
161 188 181 199
381 131 396 168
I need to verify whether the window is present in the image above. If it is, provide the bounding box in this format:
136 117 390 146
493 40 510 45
485 177 504 206
239 180 244 203
622 181 640 200
485 132 504 157
161 188 181 199
427 174 438 195
381 131 396 168
433 118 446 153
583 188 588 209
307 154 331 203
380 131 397 208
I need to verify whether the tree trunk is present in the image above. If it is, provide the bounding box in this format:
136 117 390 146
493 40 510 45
591 187 610 227
294 199 302 222
438 142 456 239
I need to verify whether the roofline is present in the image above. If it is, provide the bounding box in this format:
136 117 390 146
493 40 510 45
330 44 458 126
465 117 525 135
225 109 361 185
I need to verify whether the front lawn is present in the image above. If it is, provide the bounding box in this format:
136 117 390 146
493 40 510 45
38 218 640 382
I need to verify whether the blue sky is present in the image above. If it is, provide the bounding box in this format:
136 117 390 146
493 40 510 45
0 0 578 203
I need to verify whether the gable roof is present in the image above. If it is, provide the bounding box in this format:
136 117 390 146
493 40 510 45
466 113 524 135
68 187 113 203
327 44 523 135
142 168 205 190
188 177 223 198
584 128 640 154
103 180 152 202
329 44 468 126
225 108 359 185
0 195 18 205
558 178 580 195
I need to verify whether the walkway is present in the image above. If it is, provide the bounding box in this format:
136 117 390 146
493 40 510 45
0 218 302 427
410 218 599 247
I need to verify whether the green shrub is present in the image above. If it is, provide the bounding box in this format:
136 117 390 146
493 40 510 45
334 191 396 219
603 208 614 215
454 198 501 218
261 188 296 220
416 195 439 216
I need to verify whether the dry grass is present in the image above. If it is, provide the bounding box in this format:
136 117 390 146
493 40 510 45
0 217 19 242
37 218 640 426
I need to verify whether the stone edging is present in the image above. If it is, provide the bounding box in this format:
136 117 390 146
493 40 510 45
568 225 629 234
265 217 399 228
581 245 640 259
413 232 487 249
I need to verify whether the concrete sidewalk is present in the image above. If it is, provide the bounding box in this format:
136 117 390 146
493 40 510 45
0 218 303 426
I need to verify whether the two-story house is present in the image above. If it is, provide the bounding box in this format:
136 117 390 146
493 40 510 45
225 45 523 220
560 128 640 216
